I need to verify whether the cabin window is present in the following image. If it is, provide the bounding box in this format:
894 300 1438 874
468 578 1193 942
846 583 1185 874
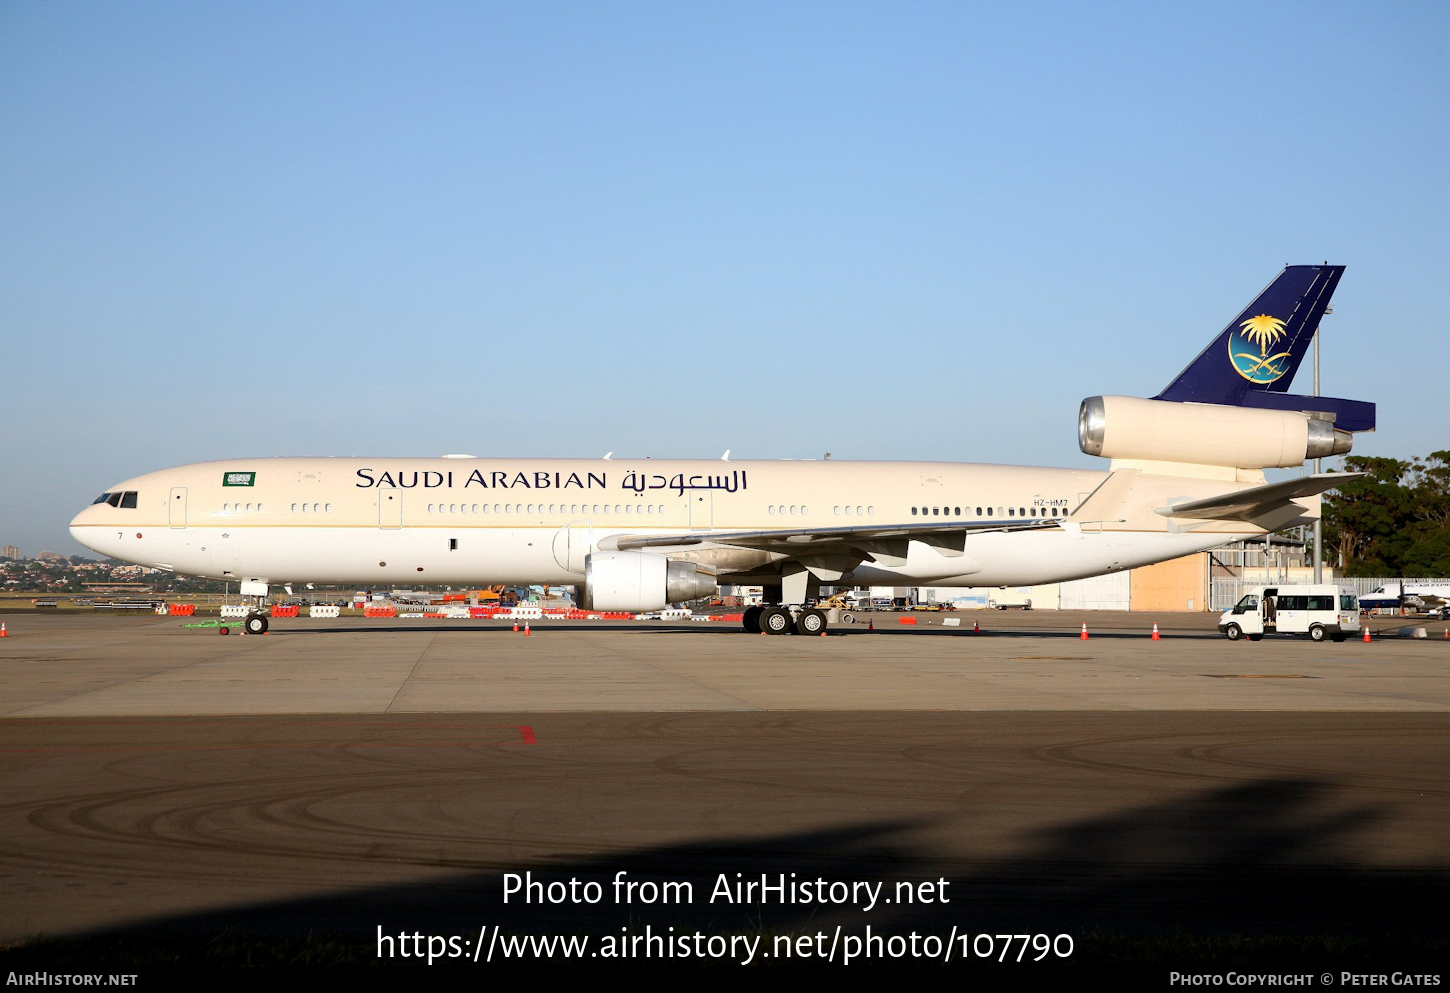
867 506 874 515
932 507 939 516
976 507 982 516
911 507 918 516
770 506 777 515
291 503 298 512
844 506 852 515
449 538 458 551
325 503 332 512
1009 508 1015 516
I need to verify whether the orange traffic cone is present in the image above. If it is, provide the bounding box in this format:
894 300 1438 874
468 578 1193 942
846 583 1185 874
512 620 519 632
973 620 980 634
524 622 531 637
1080 623 1090 640
819 631 826 637
1151 623 1161 641
1443 628 1448 640
0 622 7 638
868 619 874 631
1363 626 1372 643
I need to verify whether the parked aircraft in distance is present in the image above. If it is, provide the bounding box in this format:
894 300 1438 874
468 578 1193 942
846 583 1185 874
73 264 1373 637
1359 582 1450 618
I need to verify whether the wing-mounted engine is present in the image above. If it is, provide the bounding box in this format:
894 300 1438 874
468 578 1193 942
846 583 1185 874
578 551 717 612
1078 395 1352 469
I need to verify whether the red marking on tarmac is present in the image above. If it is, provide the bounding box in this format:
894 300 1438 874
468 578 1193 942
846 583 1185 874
520 725 537 745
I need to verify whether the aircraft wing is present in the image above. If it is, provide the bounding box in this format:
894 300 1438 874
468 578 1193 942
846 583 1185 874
1154 473 1363 523
610 517 1060 554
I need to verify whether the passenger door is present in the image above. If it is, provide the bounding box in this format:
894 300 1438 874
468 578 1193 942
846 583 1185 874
378 490 402 529
168 487 187 528
688 491 712 531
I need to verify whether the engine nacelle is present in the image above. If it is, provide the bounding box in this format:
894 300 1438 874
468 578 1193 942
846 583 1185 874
578 551 717 612
1078 395 1352 468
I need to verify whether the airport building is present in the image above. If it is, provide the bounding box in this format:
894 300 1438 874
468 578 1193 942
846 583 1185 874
816 537 1339 613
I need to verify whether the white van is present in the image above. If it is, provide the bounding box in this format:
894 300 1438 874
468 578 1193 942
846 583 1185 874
1218 585 1361 643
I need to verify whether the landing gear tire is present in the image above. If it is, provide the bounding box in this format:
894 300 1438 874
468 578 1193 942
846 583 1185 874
1309 623 1327 643
742 605 764 634
1224 623 1242 641
244 613 269 636
796 608 827 636
760 607 795 636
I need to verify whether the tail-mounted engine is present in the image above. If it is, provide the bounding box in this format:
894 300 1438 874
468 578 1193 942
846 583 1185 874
1078 395 1352 469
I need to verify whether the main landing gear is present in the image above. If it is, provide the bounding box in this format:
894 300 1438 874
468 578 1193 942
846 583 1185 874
742 605 829 636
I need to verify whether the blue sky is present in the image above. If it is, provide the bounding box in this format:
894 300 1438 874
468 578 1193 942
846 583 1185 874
2 1 1446 554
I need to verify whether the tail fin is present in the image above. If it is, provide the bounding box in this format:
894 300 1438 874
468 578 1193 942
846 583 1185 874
1155 264 1374 432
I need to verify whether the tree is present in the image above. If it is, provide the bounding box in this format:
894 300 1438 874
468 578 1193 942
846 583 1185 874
1322 451 1450 577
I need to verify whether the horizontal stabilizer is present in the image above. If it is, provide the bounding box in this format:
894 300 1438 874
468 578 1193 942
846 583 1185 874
1155 473 1362 522
1235 391 1376 433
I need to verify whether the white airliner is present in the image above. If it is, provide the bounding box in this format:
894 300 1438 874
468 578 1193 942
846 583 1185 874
71 265 1373 636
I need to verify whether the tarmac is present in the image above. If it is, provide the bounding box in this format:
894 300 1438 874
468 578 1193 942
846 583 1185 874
3 610 1450 716
2 611 1448 953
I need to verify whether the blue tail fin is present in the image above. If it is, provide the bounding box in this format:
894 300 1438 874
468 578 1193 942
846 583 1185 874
1155 264 1375 432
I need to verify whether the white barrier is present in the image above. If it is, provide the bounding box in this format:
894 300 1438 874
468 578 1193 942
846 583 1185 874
690 615 712 622
942 617 961 627
510 605 544 620
309 604 341 619
660 608 691 620
221 605 249 619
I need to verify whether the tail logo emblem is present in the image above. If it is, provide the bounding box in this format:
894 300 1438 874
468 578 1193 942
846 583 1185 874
1228 313 1291 384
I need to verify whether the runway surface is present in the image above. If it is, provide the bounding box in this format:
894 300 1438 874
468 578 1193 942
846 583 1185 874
2 614 1448 954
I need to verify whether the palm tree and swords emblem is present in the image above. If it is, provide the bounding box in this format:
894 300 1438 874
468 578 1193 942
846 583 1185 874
1229 313 1291 384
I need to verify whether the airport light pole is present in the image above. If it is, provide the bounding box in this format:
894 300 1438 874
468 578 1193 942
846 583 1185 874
1313 308 1326 584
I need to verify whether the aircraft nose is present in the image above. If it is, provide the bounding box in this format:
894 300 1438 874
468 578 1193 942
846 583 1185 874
70 505 103 553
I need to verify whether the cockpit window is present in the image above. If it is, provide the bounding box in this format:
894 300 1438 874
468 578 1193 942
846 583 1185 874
119 492 138 508
106 493 123 507
93 493 113 505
